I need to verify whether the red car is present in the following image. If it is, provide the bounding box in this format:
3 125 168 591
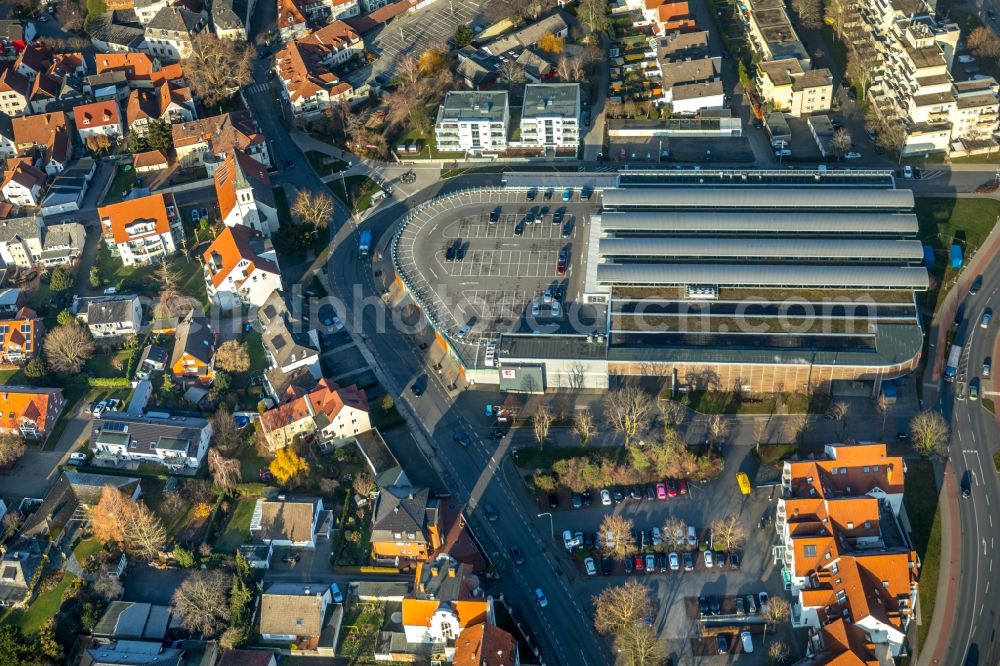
633 554 644 571
666 479 678 498
678 479 689 495
557 259 567 275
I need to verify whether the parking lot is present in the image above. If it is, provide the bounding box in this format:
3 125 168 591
394 188 602 358
538 476 801 663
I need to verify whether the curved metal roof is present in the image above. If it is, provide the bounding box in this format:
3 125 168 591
596 263 929 289
598 238 925 260
601 187 915 209
598 212 919 235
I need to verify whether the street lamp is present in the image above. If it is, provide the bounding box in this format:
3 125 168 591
536 512 554 540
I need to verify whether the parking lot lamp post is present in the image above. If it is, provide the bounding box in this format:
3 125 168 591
537 512 554 540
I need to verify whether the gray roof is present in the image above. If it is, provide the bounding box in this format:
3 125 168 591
437 90 508 124
85 640 183 666
500 333 608 360
601 187 915 210
212 0 247 30
660 56 721 87
42 222 85 253
521 83 580 120
147 6 204 34
86 296 138 326
171 309 214 367
671 80 724 101
595 263 930 289
95 412 209 457
354 430 408 490
93 601 171 640
0 20 24 42
598 238 924 260
88 14 146 48
657 30 710 60
20 472 141 540
0 216 40 244
598 211 919 235
482 11 570 54
372 485 435 543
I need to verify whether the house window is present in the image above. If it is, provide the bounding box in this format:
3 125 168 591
393 532 402 539
864 521 871 529
831 562 839 575
836 590 847 604
873 465 879 472
863 466 870 473
407 532 415 539
803 545 817 558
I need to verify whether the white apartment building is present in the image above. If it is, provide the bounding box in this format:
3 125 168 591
434 90 509 155
519 83 581 151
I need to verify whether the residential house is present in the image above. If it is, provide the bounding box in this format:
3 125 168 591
0 112 16 158
389 554 492 661
39 221 85 267
85 70 131 103
24 51 88 114
0 21 37 56
952 78 1000 147
136 343 167 378
214 149 278 235
257 289 321 381
132 149 169 172
0 214 42 268
144 7 208 61
273 39 353 117
171 111 272 172
74 99 125 148
125 81 196 135
0 539 45 608
93 411 213 468
40 158 96 217
92 601 171 642
435 91 510 155
480 11 570 56
355 429 409 491
249 496 331 549
135 0 172 24
658 56 723 113
19 471 141 546
94 53 163 89
371 485 441 563
169 309 215 384
757 59 833 117
83 641 184 665
0 288 21 316
218 650 277 666
277 0 308 42
0 385 65 440
88 17 148 54
453 623 520 666
202 224 282 309
744 0 810 65
78 294 143 338
776 443 916 660
258 378 370 451
0 67 29 116
519 83 580 151
0 161 45 207
98 192 181 266
0 306 40 364
11 110 72 175
642 0 697 36
212 0 255 40
296 21 365 67
259 582 333 649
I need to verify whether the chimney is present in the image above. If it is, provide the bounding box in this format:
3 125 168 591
431 565 440 577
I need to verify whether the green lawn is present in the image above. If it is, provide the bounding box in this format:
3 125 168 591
904 459 942 650
273 187 293 227
370 397 405 431
1 572 77 635
238 444 269 481
96 246 208 307
915 198 1000 309
305 151 348 177
72 537 103 563
511 446 629 469
101 166 139 205
753 443 799 466
215 497 258 553
335 176 382 214
245 330 267 371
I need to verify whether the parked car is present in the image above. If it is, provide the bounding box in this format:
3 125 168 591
903 165 913 178
731 551 742 569
562 529 580 549
669 552 680 571
645 554 656 572
454 432 472 447
716 551 728 568
600 557 612 575
666 479 678 497
687 526 698 547
612 488 625 503
741 631 754 653
982 309 992 328
959 54 976 63
571 493 582 509
716 635 728 654
970 377 980 401
68 452 87 465
633 554 644 572
703 550 714 568
683 552 694 571
645 484 656 500
624 555 633 574
489 209 500 224
735 596 745 615
656 483 667 499
984 357 992 377
844 151 862 160
677 479 688 495
548 494 559 509
970 275 983 295
709 595 721 615
582 490 592 506
584 557 597 576
758 592 769 611
652 527 661 546
330 583 344 603
601 489 612 506
746 594 757 614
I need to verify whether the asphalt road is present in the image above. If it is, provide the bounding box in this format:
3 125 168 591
936 266 1000 666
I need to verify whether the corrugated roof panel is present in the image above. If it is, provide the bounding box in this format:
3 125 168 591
598 211 919 235
598 238 925 260
601 187 914 209
596 263 929 289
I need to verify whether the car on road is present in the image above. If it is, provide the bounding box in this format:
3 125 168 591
758 592 769 611
970 275 983 295
962 470 972 498
683 552 694 571
410 380 425 396
984 357 992 377
490 429 506 440
970 377 980 401
709 595 721 615
982 310 992 328
510 546 525 564
741 631 754 653
655 482 667 499
669 552 680 571
584 557 597 576
601 489 612 505
68 452 87 465
716 635 728 654
735 596 744 615
454 432 471 447
330 583 344 603
534 588 548 607
645 554 656 572
844 151 862 160
703 550 714 568
483 503 498 522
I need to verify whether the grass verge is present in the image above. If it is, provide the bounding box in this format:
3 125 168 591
511 446 628 469
904 459 941 650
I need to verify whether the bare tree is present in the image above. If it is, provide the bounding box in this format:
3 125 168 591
214 340 251 373
2 509 23 539
498 59 526 84
172 570 232 636
533 406 554 449
574 411 595 446
44 322 95 373
753 419 769 452
706 414 731 448
790 0 820 28
352 472 377 497
599 514 636 560
0 433 26 470
592 580 653 634
557 55 585 82
763 597 791 625
658 400 686 427
577 0 608 32
210 406 243 455
123 502 167 560
768 640 792 664
710 514 747 551
615 624 663 666
786 413 808 444
207 449 242 490
830 400 850 439
292 189 335 229
182 33 254 108
830 129 852 158
968 26 1000 58
662 516 687 549
909 410 950 458
604 386 654 446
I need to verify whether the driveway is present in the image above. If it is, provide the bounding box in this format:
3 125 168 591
264 536 335 582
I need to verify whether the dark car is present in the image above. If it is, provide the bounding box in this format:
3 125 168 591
514 223 524 237
716 551 728 568
735 596 745 615
683 552 695 571
612 488 625 503
548 493 559 509
510 546 525 565
624 556 634 574
571 493 583 509
543 188 553 200
555 286 565 302
490 429 506 440
962 470 972 498
657 552 667 570
553 208 564 224
489 209 500 224
645 484 657 500
455 244 467 261
970 275 983 295
601 557 612 575
716 634 728 654
445 244 456 261
709 595 721 615
482 503 498 522
630 486 643 500
410 381 425 396
698 596 709 616
526 189 537 201
896 431 911 442
581 490 592 506
677 479 689 495
454 432 471 447
730 551 742 569
561 220 573 238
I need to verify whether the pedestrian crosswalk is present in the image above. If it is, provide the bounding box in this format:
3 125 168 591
245 81 272 95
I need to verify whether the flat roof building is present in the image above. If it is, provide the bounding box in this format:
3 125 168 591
519 83 581 151
435 90 510 156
